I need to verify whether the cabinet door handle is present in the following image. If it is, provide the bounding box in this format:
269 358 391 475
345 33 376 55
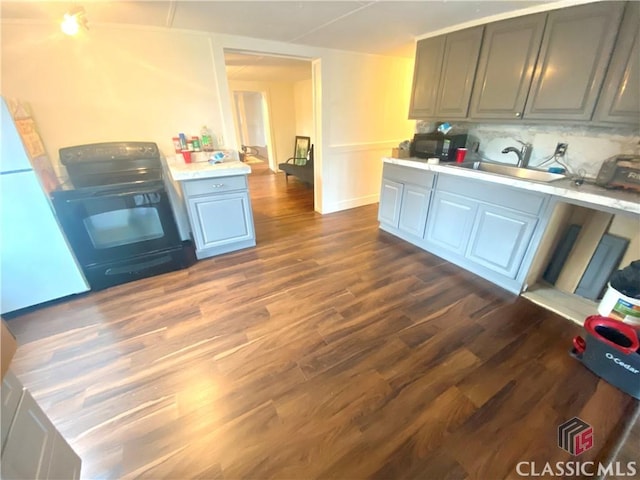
212 184 225 188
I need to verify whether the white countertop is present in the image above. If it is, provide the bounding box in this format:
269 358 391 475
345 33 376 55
167 154 251 181
384 157 640 216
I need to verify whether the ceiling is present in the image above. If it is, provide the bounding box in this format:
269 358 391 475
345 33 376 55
2 1 557 82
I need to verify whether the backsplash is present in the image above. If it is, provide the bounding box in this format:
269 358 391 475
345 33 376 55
416 121 640 178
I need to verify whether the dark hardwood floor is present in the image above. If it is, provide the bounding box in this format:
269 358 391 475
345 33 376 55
5 160 639 479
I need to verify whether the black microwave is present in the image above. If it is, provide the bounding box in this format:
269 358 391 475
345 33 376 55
410 133 468 161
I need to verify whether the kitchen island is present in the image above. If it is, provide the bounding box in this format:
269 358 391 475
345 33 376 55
166 155 255 260
379 156 640 324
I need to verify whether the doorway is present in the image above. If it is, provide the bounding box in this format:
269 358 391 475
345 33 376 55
233 90 271 165
223 50 313 175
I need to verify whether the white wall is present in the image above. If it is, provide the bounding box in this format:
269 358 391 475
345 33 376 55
1 23 225 179
1 21 415 213
319 52 415 212
294 79 313 138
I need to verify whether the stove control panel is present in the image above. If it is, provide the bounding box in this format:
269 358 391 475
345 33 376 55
60 142 159 165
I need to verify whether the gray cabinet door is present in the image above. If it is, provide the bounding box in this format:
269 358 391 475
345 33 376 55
188 192 255 250
378 178 403 228
524 2 625 120
47 432 81 480
1 390 55 479
466 204 538 279
435 26 484 119
398 184 430 238
1 371 23 448
425 191 477 254
593 1 640 125
409 36 445 119
469 13 546 120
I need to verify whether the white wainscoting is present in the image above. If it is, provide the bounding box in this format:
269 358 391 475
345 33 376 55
320 140 405 214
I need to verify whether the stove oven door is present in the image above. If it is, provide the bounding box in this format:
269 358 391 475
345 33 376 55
52 181 181 269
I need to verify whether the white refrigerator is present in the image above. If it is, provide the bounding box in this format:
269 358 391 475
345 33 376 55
0 98 89 314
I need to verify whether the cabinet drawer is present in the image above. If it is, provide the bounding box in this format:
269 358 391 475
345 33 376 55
183 175 247 197
383 164 435 188
437 175 546 215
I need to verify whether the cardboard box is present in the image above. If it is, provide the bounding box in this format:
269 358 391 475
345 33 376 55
1 320 17 380
391 148 409 159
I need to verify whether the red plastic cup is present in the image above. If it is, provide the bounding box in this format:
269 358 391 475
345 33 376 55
182 150 192 163
456 148 467 163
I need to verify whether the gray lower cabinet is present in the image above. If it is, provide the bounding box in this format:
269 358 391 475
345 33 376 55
378 178 403 227
426 190 539 279
378 164 434 244
398 184 430 238
1 371 80 480
182 175 256 259
379 164 551 293
593 1 640 125
466 204 538 278
524 2 625 121
469 13 546 120
1 370 22 447
424 191 477 254
424 173 549 293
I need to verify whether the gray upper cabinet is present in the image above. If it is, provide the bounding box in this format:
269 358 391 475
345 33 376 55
408 36 445 119
469 14 546 120
593 1 640 125
524 2 625 121
435 26 484 118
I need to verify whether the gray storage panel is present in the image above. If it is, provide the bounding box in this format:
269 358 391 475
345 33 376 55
575 234 629 300
543 224 581 285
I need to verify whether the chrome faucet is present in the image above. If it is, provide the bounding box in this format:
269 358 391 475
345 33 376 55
502 141 532 168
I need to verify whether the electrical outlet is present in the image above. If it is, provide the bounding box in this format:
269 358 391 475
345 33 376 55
555 143 568 157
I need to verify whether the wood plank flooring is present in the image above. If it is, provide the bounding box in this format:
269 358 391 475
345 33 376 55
4 160 639 479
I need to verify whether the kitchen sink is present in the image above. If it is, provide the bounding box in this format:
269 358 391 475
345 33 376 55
453 162 566 182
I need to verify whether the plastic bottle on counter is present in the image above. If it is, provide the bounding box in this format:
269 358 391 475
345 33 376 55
192 136 201 151
178 133 188 151
201 126 213 152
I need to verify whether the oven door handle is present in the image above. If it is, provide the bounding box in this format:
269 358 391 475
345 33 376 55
62 188 163 203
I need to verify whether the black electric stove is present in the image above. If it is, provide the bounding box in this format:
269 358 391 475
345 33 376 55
51 142 195 290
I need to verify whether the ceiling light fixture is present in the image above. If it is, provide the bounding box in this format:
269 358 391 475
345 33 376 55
61 6 88 36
